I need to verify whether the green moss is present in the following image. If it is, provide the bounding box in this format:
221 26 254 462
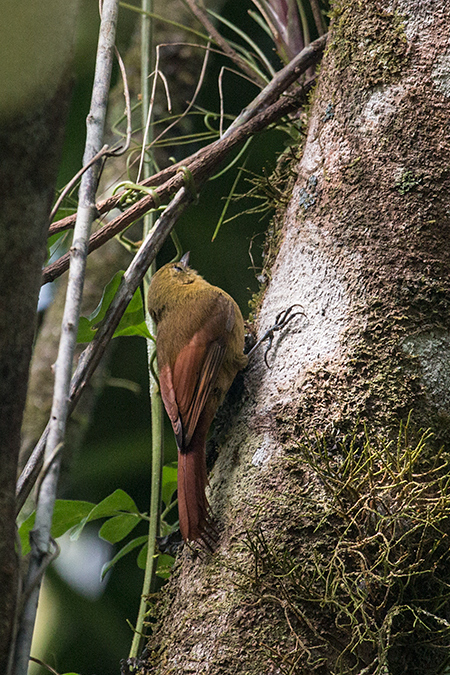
238 423 450 674
328 0 409 88
396 169 422 194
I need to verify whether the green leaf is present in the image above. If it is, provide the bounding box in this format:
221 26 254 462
101 535 148 579
156 553 175 579
88 488 140 517
70 489 140 540
52 500 96 537
18 490 141 555
99 513 140 543
77 271 152 343
18 500 95 556
113 285 152 339
77 272 122 342
46 230 69 264
161 462 178 507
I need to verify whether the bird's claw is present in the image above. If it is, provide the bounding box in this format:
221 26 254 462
248 304 305 367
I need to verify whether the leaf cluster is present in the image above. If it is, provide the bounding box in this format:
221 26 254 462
19 464 179 582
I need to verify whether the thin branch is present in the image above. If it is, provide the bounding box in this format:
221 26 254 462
113 45 133 155
13 2 120 673
42 84 311 285
310 0 327 37
16 427 50 514
219 66 226 137
144 40 211 154
49 145 109 222
137 45 165 182
47 33 327 239
224 32 327 135
28 656 60 675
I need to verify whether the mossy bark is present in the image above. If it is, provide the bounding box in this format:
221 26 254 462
138 2 450 674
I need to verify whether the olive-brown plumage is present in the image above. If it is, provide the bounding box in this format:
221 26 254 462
147 254 248 544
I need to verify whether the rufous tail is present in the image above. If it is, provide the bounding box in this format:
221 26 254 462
177 416 216 547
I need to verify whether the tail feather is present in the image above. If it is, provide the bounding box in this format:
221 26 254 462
177 447 209 542
177 411 216 545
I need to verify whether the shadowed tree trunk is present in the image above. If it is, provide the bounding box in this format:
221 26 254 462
0 84 73 674
138 1 450 673
0 2 79 668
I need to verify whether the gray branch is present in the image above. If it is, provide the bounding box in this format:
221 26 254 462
12 2 120 673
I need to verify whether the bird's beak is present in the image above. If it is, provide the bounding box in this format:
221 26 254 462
180 251 190 267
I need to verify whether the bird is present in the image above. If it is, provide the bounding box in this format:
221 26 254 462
147 252 248 546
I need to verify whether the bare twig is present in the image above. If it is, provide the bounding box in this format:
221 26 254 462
137 45 170 182
113 45 133 155
49 145 109 222
145 40 212 153
224 32 327 135
16 426 50 514
12 3 120 673
310 0 327 37
47 33 327 239
28 656 60 675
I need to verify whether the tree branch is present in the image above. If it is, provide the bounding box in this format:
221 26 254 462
47 33 327 239
13 2 120 673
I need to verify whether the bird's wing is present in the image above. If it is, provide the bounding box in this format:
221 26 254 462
159 294 235 452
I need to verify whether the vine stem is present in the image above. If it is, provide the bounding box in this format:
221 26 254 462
12 2 120 674
129 0 164 659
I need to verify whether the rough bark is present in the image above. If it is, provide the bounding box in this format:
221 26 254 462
0 81 72 672
137 2 450 674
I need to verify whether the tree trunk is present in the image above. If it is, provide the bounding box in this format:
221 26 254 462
139 2 450 673
0 2 78 667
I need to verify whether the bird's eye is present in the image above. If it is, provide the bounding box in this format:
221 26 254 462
173 264 184 272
